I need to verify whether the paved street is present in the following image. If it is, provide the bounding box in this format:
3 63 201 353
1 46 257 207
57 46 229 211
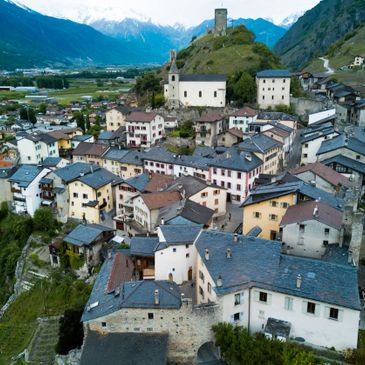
286 129 303 170
214 203 242 233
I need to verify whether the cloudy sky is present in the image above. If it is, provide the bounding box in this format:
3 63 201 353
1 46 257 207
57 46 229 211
18 0 320 26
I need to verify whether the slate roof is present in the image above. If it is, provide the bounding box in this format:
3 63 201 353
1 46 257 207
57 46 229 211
256 69 291 78
195 230 360 310
82 254 182 322
119 150 144 166
24 133 57 144
102 147 129 161
179 74 227 82
78 168 121 189
72 134 93 142
238 134 281 153
301 127 337 143
169 59 179 73
98 131 115 140
125 173 150 192
72 142 109 157
64 224 114 247
159 224 202 246
242 180 344 210
317 134 365 156
291 162 356 188
141 191 181 210
165 175 209 197
280 200 343 230
264 127 290 138
130 236 160 256
321 155 365 174
158 199 213 226
80 331 168 365
8 165 43 188
144 173 174 192
42 157 63 167
53 162 98 183
209 150 262 172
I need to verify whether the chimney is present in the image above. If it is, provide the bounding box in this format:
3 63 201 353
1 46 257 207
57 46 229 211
161 217 165 225
217 275 223 287
226 248 232 259
296 274 302 289
313 204 319 217
154 289 159 305
205 248 209 261
233 233 238 243
348 250 353 265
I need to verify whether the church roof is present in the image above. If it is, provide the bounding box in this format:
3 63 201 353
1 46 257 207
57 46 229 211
169 60 179 74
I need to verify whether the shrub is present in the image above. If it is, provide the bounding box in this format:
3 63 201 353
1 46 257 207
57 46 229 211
33 208 54 232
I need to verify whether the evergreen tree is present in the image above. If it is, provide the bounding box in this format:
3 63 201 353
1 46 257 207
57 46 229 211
85 114 91 130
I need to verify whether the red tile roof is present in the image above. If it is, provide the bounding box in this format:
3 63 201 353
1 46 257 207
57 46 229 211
227 128 244 139
106 252 134 293
141 191 181 210
72 142 109 157
291 162 357 188
196 112 224 123
280 200 343 230
144 173 174 193
126 112 158 122
230 107 257 117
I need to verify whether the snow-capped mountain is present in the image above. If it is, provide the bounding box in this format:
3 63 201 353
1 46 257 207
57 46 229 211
279 12 305 29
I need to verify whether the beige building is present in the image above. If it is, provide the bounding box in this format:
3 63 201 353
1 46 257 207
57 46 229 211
106 107 136 132
195 112 225 147
72 142 110 166
256 70 291 109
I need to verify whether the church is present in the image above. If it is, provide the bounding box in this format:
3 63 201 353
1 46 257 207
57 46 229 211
164 60 227 108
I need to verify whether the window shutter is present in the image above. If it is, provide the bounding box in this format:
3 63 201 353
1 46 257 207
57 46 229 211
338 309 344 322
302 301 307 314
324 306 330 319
315 304 320 317
240 293 244 303
254 291 260 302
267 293 272 305
240 312 244 321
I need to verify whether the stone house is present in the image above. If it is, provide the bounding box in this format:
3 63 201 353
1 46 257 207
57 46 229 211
195 112 225 147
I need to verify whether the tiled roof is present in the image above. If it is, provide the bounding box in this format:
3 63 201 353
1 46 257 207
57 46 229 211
257 69 291 78
130 236 160 256
105 252 134 293
317 134 365 156
125 173 150 192
264 127 290 138
196 112 224 123
126 112 158 123
321 155 365 174
179 74 226 82
165 175 208 197
8 165 43 187
64 224 114 247
72 134 93 142
72 142 109 157
144 173 174 193
291 162 357 188
209 150 262 172
230 107 257 117
195 230 360 310
280 200 343 230
78 168 121 189
103 147 129 161
80 331 169 365
119 150 144 166
24 133 57 144
227 128 244 138
159 224 202 245
301 127 337 143
42 157 63 167
238 134 281 153
141 191 181 210
53 162 98 183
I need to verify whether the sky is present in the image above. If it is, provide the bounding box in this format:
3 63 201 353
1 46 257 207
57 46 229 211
17 0 321 26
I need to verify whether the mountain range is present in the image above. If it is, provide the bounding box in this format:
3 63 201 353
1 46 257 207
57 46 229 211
274 0 365 70
0 0 288 70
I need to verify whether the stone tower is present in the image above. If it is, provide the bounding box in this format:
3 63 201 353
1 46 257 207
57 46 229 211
214 8 227 36
167 59 180 108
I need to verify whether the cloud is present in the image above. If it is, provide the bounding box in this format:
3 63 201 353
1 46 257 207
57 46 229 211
18 0 320 26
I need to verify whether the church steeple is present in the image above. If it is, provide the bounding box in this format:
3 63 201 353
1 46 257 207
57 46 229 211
169 59 179 74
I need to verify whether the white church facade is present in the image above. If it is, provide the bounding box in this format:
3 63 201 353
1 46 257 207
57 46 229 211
164 61 227 108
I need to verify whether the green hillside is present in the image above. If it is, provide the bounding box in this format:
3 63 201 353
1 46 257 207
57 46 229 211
174 25 280 75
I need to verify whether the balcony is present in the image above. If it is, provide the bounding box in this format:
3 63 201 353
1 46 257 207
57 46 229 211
11 187 21 193
13 196 26 202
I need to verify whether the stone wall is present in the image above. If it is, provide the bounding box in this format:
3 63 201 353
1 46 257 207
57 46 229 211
291 97 332 121
85 299 222 364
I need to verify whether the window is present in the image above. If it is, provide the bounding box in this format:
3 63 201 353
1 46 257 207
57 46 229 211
101 322 107 328
323 240 329 246
199 286 204 299
173 248 176 252
281 202 289 208
184 91 187 97
237 184 241 191
307 301 316 314
356 155 360 160
259 292 267 303
253 212 261 219
272 95 274 100
234 293 244 305
299 224 305 233
207 282 212 293
237 172 241 179
186 253 190 258
270 201 278 207
215 199 219 205
148 313 154 319
227 170 231 177
233 312 240 322
304 143 309 148
199 91 202 98
282 95 285 100
201 192 208 198
269 214 278 221
303 153 308 158
199 270 205 282
284 297 293 311
329 307 339 320
73 193 78 198
324 228 330 236
171 75 175 81
83 194 88 199
214 91 217 98
213 190 220 195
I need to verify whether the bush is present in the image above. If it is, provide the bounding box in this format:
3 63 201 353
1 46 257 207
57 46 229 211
33 208 54 232
30 253 46 268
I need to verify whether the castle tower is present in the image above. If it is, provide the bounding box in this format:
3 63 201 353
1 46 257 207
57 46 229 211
215 8 227 36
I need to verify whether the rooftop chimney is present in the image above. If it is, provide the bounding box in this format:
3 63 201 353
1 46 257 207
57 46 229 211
161 217 165 225
226 248 232 259
313 204 319 218
348 250 353 265
296 274 302 289
205 248 209 261
217 275 223 287
233 233 238 243
154 289 159 305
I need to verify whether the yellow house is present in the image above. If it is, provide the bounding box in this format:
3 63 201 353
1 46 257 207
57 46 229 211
48 128 83 153
119 150 144 179
68 168 120 224
242 179 344 240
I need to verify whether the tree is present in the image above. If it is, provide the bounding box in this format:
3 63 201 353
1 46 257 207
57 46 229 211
135 72 162 97
33 208 54 232
38 103 47 114
19 107 37 125
72 112 85 132
290 76 303 97
85 114 91 130
0 202 8 221
233 72 257 106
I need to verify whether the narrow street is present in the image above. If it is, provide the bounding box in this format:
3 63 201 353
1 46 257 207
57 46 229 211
286 129 303 170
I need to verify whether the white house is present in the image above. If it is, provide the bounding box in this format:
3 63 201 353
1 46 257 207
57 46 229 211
126 112 165 148
280 200 343 258
195 230 360 350
350 56 364 68
18 133 59 165
154 224 202 284
228 107 257 132
164 60 226 108
256 70 291 109
8 165 50 216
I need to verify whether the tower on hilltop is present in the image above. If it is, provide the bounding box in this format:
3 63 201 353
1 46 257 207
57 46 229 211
214 8 227 36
